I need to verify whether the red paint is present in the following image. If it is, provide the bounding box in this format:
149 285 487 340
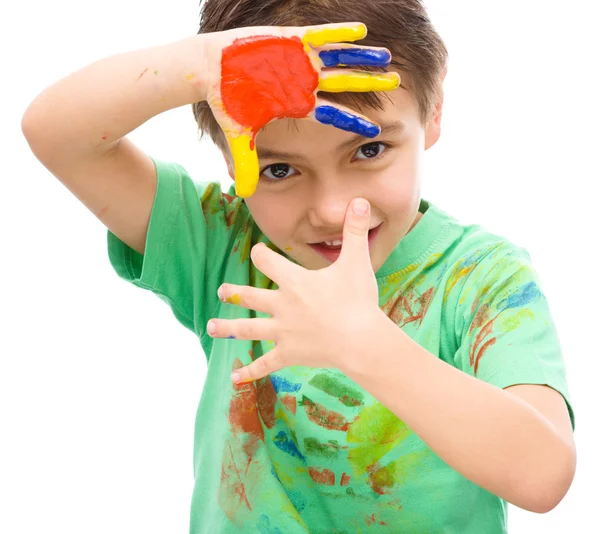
228 358 264 440
308 467 335 486
302 396 349 432
256 377 277 429
340 472 351 486
137 68 149 81
280 395 297 415
221 36 319 148
366 462 394 495
365 514 387 526
383 286 434 328
474 336 497 375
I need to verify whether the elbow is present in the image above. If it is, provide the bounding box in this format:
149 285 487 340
513 444 577 514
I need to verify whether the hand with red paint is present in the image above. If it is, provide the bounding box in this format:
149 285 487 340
206 198 385 384
201 23 400 197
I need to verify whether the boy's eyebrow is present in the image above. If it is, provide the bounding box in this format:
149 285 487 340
256 121 406 161
336 121 406 152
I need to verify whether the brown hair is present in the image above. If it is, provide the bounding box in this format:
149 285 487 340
193 0 448 150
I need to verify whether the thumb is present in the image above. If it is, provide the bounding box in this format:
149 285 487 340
338 198 371 264
227 133 260 198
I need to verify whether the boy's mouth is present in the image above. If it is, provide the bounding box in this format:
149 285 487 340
307 223 383 262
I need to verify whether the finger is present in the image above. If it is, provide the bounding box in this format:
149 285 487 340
319 69 400 93
207 317 274 341
226 133 260 198
338 198 371 265
218 283 275 315
313 98 380 138
301 23 367 47
319 47 391 68
231 349 283 384
250 242 305 287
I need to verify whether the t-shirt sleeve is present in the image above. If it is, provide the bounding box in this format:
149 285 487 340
106 156 246 337
452 244 575 430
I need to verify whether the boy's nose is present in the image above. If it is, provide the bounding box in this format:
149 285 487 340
307 187 358 230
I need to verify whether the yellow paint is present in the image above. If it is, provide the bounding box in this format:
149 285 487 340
185 73 195 81
226 294 241 305
302 24 367 47
319 72 399 93
284 247 292 252
228 134 259 198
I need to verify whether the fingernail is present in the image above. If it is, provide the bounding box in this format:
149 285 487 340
207 320 216 335
231 372 241 384
217 286 225 301
353 199 369 215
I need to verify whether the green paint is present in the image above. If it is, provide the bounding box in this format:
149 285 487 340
309 373 364 407
347 403 412 475
304 437 341 459
500 308 534 332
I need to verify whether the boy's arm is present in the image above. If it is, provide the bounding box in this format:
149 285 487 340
344 323 575 513
21 37 208 254
22 24 397 253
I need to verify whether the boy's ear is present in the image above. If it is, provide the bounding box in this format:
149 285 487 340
425 67 447 150
220 146 235 180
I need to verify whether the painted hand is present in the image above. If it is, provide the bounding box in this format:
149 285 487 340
206 198 383 384
204 23 400 197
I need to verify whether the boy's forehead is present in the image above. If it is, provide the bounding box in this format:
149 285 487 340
256 89 414 151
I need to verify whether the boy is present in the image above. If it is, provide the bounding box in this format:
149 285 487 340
22 0 576 532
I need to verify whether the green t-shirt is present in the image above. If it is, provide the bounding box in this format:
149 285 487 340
107 158 574 533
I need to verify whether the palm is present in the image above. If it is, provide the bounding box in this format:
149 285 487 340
204 23 399 197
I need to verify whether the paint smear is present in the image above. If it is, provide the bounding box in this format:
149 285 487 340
271 374 302 394
226 294 242 305
301 395 349 431
280 394 297 415
308 467 336 486
273 430 306 462
309 372 364 407
256 375 278 429
221 35 318 143
303 437 342 460
221 35 319 197
137 68 149 81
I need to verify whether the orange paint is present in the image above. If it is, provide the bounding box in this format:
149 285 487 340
280 395 297 415
308 467 335 486
137 68 149 81
228 359 264 440
301 396 349 431
256 377 278 429
221 36 319 149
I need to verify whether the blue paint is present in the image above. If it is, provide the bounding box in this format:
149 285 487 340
273 430 306 462
270 374 302 393
315 105 380 138
497 281 541 311
271 465 282 484
288 489 308 513
319 48 391 68
257 515 283 534
226 336 236 339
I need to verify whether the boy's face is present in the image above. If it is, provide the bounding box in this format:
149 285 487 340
224 86 442 272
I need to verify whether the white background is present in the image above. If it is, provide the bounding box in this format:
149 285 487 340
2 0 599 532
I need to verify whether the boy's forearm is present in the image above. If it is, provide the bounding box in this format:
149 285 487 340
22 35 208 157
342 312 575 513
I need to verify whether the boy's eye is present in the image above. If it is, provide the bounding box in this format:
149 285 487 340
354 142 387 160
261 163 298 181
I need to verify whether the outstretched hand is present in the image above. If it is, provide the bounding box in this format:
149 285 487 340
204 23 400 197
206 198 383 384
